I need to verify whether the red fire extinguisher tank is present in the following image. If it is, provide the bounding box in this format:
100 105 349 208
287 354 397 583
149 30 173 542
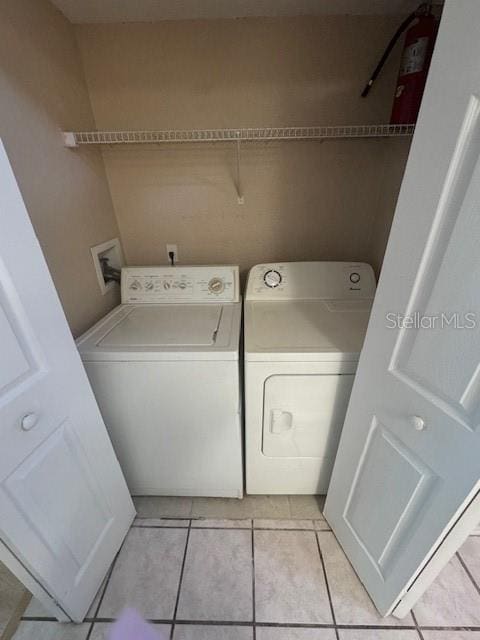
390 13 438 124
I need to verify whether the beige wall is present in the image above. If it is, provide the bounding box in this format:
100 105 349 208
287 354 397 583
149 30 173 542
76 17 410 277
0 0 121 337
367 137 412 276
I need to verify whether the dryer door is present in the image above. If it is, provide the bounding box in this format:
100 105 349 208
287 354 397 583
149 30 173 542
262 374 354 459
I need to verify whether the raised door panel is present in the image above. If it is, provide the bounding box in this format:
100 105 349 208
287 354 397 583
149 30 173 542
0 260 44 403
344 418 438 581
391 96 480 431
1 421 115 596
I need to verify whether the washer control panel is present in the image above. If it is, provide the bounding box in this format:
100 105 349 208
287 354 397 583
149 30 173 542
246 262 376 300
121 265 239 303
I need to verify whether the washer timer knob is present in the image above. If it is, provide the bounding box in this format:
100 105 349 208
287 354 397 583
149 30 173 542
208 277 225 294
350 272 361 284
129 279 141 290
264 270 282 288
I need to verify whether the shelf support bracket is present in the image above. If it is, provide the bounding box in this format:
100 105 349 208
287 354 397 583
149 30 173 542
235 132 244 205
63 132 78 148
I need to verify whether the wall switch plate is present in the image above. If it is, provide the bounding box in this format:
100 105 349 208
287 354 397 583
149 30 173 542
166 244 178 265
91 238 124 295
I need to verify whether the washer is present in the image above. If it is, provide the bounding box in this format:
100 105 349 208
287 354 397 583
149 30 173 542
77 265 243 497
244 261 376 494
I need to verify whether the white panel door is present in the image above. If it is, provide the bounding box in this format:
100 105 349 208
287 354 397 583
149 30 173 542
0 140 135 622
325 0 480 617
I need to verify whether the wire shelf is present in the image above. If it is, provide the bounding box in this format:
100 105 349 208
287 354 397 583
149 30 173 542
63 124 414 147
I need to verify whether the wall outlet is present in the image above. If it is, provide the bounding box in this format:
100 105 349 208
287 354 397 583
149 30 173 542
166 244 179 265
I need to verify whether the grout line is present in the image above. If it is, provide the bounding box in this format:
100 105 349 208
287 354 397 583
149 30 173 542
18 617 480 632
415 626 480 631
92 556 119 619
135 518 330 525
182 620 405 629
335 624 418 630
174 621 334 628
316 531 340 640
456 551 480 596
134 517 191 520
167 621 428 630
251 525 256 640
170 519 192 640
85 621 95 640
132 525 190 529
411 610 425 640
192 526 252 530
85 542 124 640
133 524 329 532
253 527 328 532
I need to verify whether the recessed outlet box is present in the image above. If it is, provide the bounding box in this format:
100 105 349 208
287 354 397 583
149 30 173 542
91 238 124 295
166 244 179 265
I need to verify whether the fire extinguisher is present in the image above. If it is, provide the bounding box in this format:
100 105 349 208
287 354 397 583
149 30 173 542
361 3 439 124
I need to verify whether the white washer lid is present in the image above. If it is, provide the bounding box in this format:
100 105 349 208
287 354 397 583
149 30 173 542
245 299 372 360
99 305 221 348
77 302 241 361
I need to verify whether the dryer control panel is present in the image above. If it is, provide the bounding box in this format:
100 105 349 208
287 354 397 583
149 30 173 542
245 262 376 300
121 265 240 303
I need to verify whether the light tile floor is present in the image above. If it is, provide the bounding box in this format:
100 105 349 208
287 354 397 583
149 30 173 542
12 497 480 640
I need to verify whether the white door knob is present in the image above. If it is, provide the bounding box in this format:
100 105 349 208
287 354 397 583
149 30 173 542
411 415 426 431
21 413 38 431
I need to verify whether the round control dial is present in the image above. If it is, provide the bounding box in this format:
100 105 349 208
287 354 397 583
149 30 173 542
349 272 361 284
264 269 282 288
129 279 141 290
208 277 225 294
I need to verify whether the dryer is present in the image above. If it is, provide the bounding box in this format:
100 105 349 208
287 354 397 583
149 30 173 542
77 265 243 497
244 262 376 494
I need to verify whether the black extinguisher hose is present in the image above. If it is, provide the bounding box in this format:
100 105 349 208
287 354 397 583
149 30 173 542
361 3 431 98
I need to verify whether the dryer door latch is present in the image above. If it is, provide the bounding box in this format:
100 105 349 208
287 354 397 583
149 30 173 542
270 409 293 434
